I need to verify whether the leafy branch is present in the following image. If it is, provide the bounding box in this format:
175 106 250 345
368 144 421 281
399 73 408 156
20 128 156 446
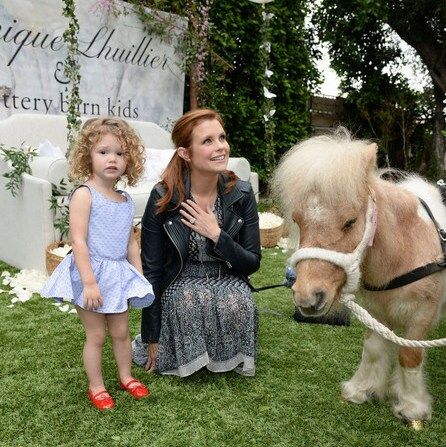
62 0 82 157
49 179 70 241
0 144 37 197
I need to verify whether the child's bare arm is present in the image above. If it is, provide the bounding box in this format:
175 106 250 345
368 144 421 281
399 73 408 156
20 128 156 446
70 187 102 310
127 233 143 275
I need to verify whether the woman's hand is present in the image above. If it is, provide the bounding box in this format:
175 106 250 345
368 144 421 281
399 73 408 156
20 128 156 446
83 282 103 310
145 342 159 372
180 199 221 243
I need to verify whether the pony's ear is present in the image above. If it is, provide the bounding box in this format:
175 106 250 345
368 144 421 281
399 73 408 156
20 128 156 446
364 143 378 173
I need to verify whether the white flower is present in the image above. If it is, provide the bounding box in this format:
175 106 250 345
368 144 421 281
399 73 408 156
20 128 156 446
263 87 276 99
260 42 271 53
50 244 72 258
262 12 275 20
265 68 273 78
269 109 276 117
259 212 283 229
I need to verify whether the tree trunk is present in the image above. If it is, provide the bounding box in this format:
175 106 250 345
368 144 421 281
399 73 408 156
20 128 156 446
189 65 199 110
432 82 446 169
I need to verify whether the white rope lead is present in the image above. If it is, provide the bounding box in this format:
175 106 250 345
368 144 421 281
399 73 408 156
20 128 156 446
341 293 446 348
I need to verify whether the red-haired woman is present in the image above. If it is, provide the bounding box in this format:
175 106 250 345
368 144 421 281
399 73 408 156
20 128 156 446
132 108 261 377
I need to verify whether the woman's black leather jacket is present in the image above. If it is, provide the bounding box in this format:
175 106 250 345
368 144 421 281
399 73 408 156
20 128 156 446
140 174 261 343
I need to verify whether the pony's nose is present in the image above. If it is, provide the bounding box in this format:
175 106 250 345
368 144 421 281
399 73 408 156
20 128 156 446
294 288 327 312
303 289 326 313
313 290 326 311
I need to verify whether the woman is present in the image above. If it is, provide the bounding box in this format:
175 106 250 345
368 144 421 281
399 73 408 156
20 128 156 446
132 108 261 377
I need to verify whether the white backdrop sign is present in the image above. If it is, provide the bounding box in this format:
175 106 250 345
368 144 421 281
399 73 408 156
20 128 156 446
0 0 186 126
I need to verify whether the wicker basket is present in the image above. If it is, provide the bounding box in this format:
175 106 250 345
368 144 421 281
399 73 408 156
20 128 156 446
133 226 141 248
260 223 284 248
45 241 70 275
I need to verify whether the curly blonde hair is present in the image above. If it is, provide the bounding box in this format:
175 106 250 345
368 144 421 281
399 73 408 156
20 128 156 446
69 117 145 187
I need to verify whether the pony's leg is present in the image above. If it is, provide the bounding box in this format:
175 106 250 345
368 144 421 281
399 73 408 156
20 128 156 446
390 346 432 421
341 330 392 403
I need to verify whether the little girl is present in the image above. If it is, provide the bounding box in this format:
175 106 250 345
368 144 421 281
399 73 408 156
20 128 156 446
41 117 155 410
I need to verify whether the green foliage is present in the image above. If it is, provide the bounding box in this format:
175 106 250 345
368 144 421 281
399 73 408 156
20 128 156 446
62 0 82 157
49 179 70 241
0 143 70 238
133 1 318 187
202 0 317 186
314 0 445 176
0 144 37 197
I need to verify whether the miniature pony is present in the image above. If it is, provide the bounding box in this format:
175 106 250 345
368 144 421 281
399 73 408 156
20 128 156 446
272 128 446 422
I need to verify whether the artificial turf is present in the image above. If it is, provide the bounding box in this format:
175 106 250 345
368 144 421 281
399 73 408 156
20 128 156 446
1 250 445 447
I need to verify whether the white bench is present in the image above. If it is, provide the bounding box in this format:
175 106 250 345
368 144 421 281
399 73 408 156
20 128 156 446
0 113 259 271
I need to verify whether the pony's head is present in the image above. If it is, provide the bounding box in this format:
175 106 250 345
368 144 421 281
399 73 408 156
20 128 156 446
272 128 378 316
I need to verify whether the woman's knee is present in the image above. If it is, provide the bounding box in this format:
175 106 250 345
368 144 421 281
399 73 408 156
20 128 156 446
225 292 255 314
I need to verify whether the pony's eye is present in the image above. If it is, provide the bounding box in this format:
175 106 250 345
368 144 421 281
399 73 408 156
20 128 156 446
342 218 357 231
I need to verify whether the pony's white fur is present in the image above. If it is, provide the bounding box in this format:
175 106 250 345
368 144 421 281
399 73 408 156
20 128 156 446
273 128 446 422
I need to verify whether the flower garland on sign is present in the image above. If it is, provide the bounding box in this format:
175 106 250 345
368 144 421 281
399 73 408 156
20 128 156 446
90 0 124 17
62 0 82 157
96 0 215 109
190 0 213 106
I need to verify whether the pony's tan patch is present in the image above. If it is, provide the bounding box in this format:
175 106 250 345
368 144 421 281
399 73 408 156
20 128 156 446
398 347 423 368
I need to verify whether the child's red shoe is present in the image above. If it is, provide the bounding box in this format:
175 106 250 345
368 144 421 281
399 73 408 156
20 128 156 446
119 379 150 399
87 389 115 410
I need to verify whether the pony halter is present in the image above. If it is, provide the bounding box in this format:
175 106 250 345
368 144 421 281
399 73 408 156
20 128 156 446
288 196 377 294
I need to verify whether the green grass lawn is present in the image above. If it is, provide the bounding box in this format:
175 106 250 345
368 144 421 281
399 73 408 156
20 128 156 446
1 250 446 447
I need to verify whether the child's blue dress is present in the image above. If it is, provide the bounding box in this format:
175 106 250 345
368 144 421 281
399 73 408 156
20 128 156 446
41 184 155 313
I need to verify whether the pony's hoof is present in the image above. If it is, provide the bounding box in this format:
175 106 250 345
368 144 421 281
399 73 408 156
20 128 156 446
407 420 424 431
393 401 432 423
341 381 371 404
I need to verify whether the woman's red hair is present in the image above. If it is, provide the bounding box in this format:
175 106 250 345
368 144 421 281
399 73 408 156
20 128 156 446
156 108 237 214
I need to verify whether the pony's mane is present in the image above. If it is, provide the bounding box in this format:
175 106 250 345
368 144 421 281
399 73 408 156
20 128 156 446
272 128 375 220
